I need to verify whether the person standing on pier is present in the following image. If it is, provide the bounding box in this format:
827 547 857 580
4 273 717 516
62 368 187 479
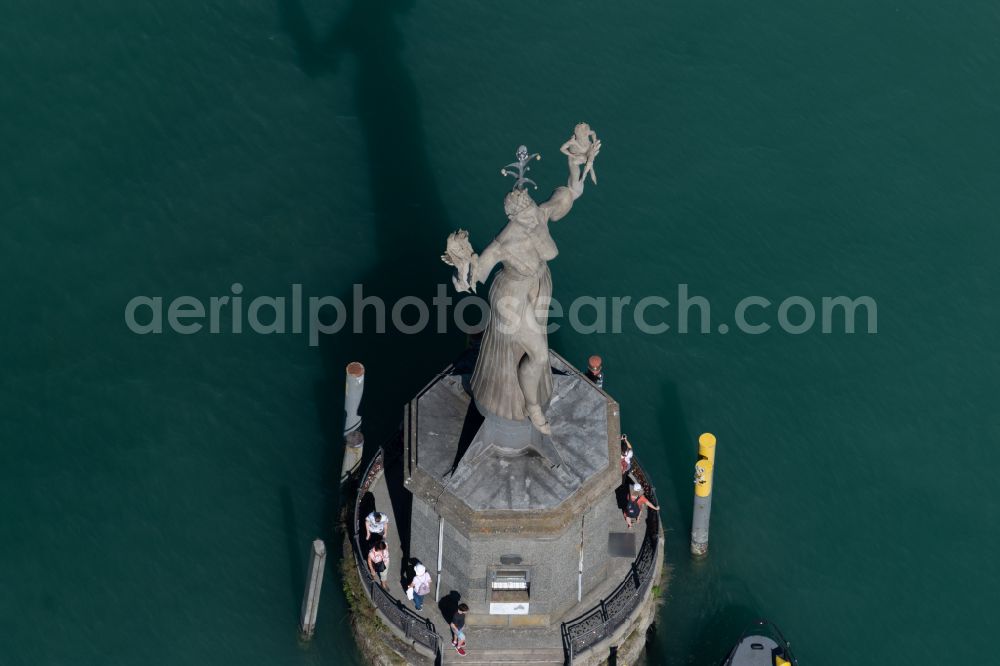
620 434 634 475
364 511 390 545
450 603 469 655
367 540 390 590
406 563 433 611
623 482 659 529
586 355 604 388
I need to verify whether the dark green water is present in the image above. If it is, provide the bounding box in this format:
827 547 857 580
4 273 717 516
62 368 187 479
3 1 998 664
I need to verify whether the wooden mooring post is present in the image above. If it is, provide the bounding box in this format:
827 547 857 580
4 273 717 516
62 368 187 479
299 539 327 639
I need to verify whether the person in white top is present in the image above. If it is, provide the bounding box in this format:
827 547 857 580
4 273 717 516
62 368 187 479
365 511 390 543
620 434 634 475
407 563 432 611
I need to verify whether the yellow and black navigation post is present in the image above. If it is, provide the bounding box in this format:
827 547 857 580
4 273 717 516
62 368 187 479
690 432 717 557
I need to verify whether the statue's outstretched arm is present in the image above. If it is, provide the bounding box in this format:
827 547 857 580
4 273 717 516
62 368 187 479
540 187 576 222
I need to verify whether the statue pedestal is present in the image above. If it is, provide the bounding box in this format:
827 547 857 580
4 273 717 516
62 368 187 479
404 350 620 518
401 349 625 625
453 402 567 471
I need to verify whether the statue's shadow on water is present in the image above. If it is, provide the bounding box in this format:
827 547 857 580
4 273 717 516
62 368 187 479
277 2 598 630
278 0 463 546
280 486 305 616
659 379 696 525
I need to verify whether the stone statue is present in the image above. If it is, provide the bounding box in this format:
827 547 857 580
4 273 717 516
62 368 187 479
442 127 601 435
560 122 599 185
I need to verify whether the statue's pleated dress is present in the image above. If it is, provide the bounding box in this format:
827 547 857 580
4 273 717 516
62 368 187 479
470 185 573 421
470 263 553 421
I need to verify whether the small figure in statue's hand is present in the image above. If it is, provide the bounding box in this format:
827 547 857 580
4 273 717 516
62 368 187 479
560 122 600 185
441 229 479 293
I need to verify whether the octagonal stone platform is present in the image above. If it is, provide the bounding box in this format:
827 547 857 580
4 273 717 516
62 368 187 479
403 350 621 534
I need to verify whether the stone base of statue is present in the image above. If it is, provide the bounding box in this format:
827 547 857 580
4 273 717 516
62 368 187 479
400 348 664 639
347 346 665 664
448 405 574 487
405 351 619 525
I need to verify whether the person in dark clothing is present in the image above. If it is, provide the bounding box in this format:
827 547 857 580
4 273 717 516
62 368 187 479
623 482 659 528
450 602 469 655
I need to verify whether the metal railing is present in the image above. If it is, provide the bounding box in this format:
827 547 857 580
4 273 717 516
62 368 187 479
561 456 661 663
351 447 441 657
